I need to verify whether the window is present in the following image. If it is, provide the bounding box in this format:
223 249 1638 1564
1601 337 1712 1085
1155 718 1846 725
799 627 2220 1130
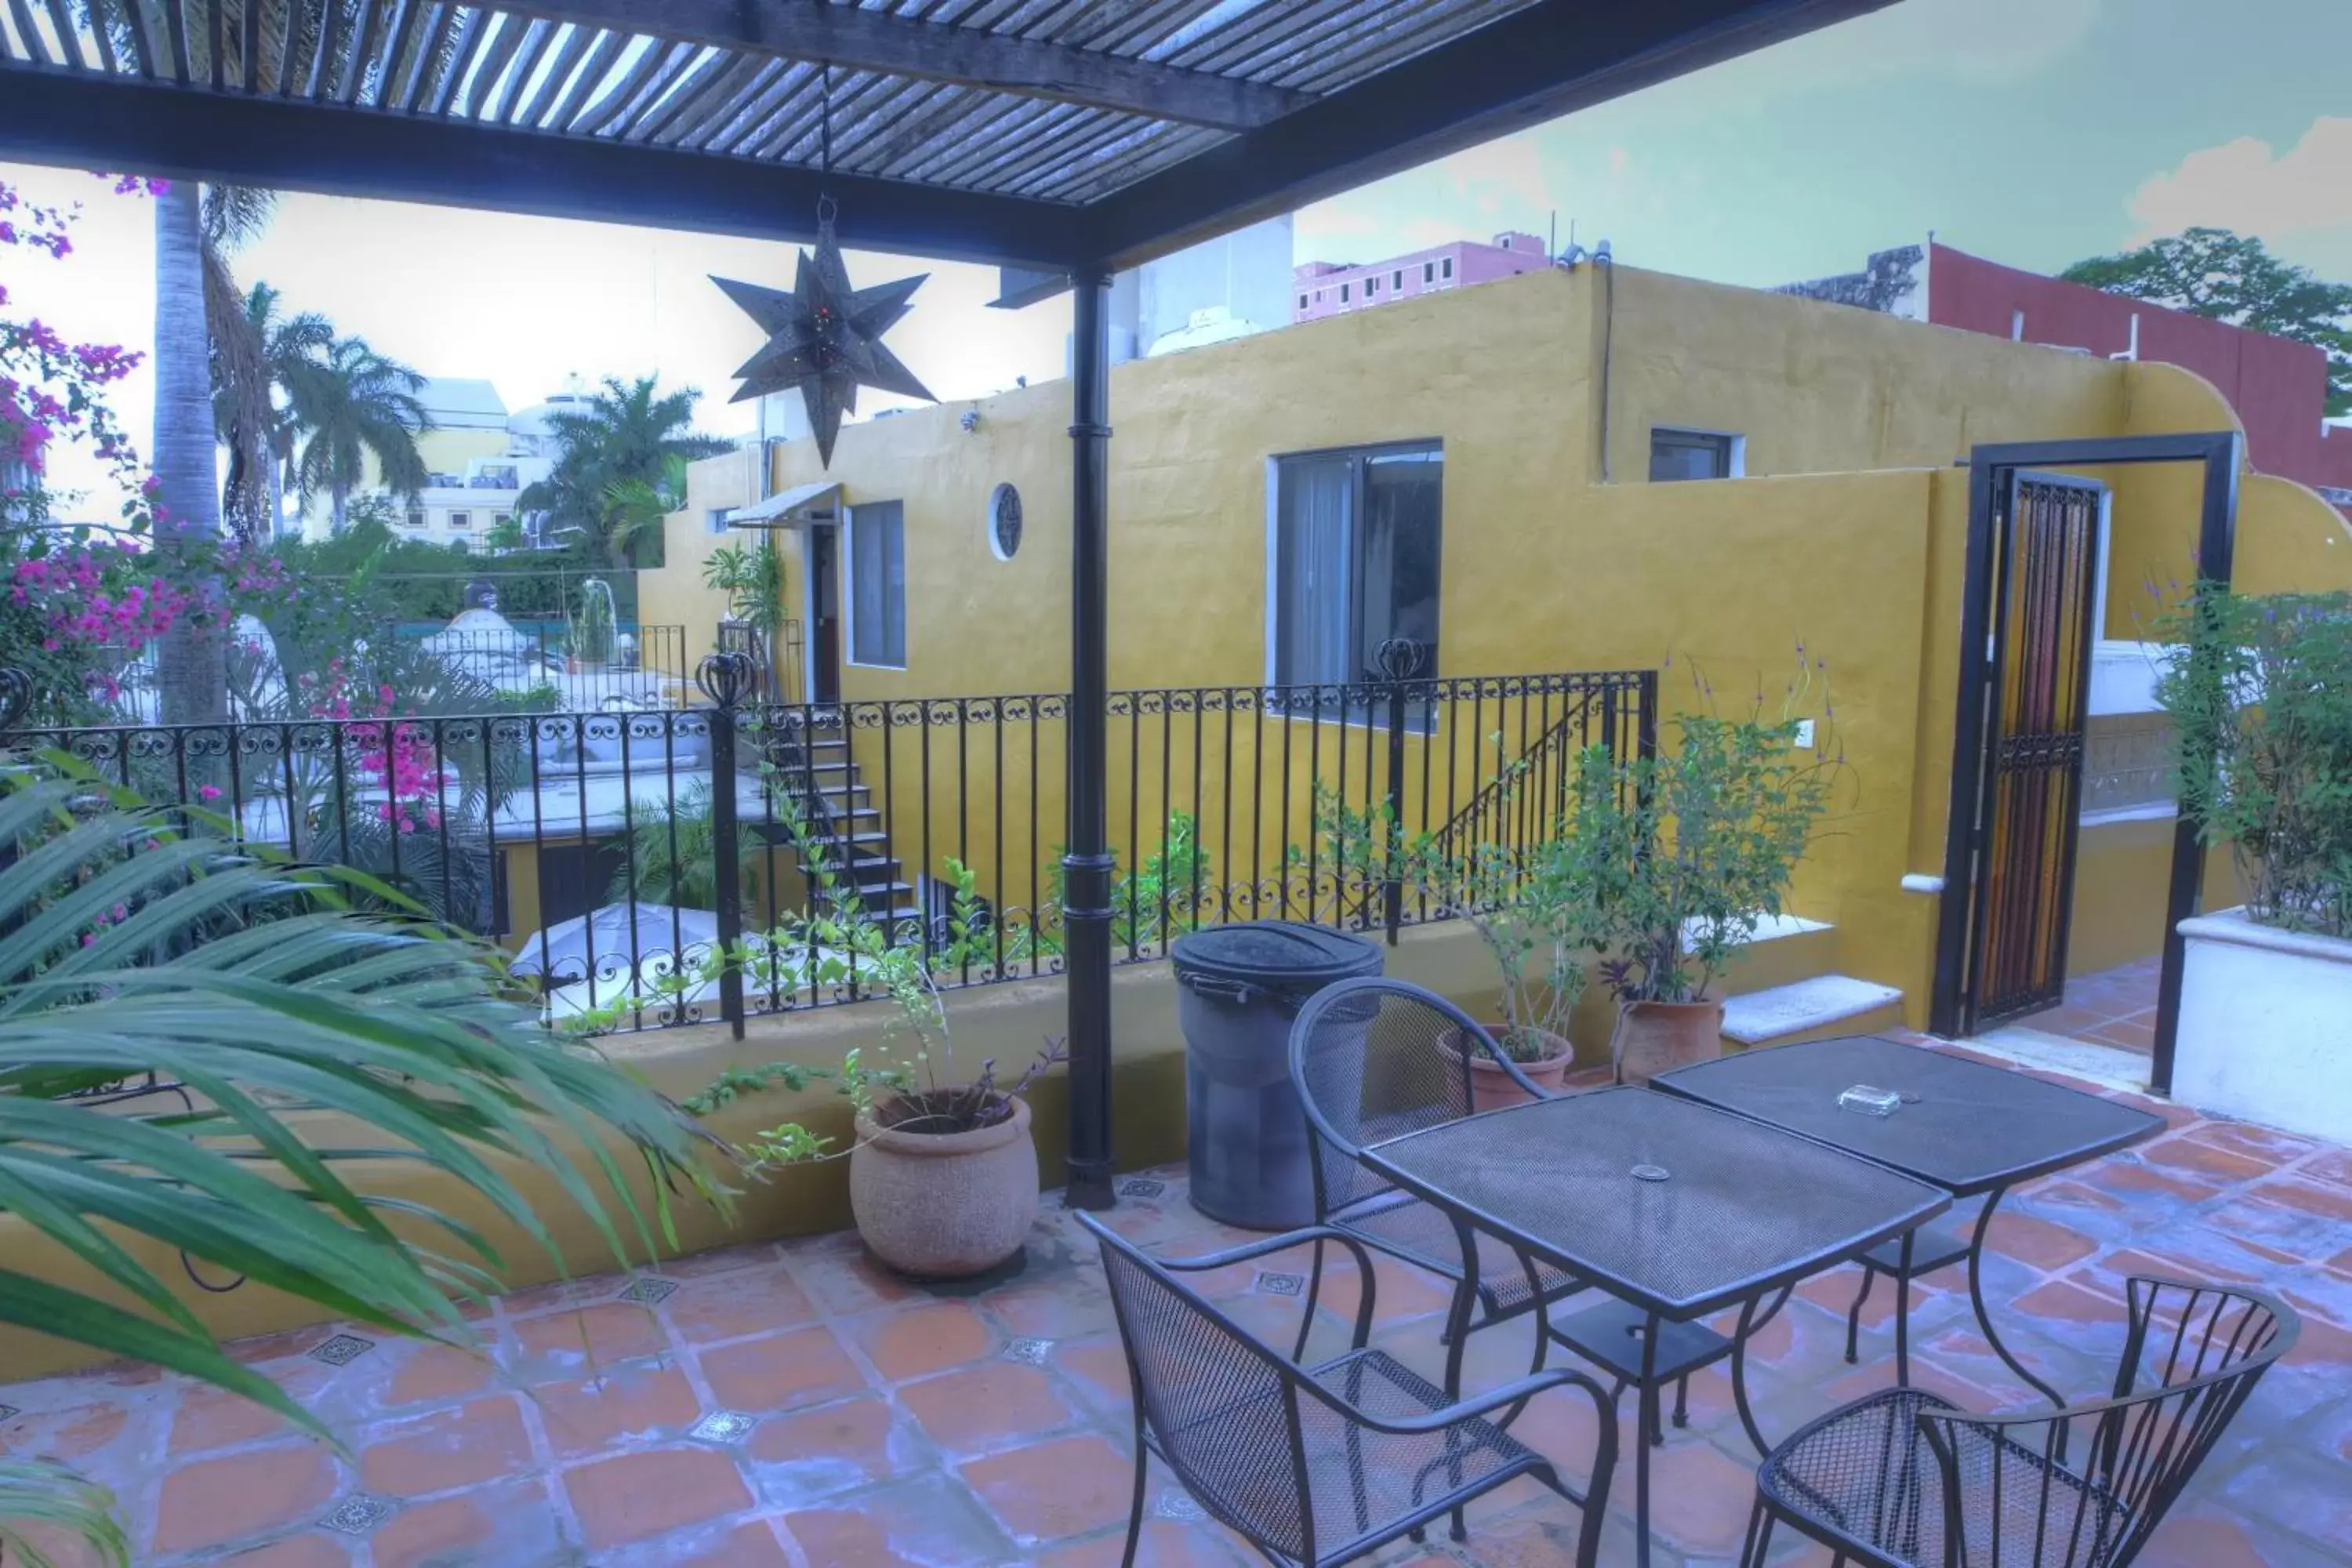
1423 261 1435 284
404 507 425 529
1648 428 1742 482
1298 293 1309 311
492 513 511 530
448 510 471 528
1339 282 1350 303
848 500 907 667
1440 256 1454 281
988 484 1023 561
1272 443 1442 709
1365 275 1378 297
707 507 732 535
1392 270 1403 291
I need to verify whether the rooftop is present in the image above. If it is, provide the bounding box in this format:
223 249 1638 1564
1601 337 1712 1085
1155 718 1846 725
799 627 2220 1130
7 1025 2344 1567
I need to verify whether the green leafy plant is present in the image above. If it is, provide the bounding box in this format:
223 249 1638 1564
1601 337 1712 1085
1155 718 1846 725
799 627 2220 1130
1576 662 1845 1003
1312 782 1589 1062
680 776 1058 1166
608 780 761 915
0 769 721 1566
2157 587 2352 936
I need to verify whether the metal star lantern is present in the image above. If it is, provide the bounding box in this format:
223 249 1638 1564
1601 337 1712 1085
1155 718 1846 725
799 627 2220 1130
714 212 935 467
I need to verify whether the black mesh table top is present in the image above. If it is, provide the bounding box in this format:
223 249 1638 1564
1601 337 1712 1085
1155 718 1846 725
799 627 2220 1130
1362 1087 1950 1319
1652 1036 2165 1196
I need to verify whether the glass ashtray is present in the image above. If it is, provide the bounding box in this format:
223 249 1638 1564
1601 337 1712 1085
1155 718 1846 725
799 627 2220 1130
1838 1083 1904 1117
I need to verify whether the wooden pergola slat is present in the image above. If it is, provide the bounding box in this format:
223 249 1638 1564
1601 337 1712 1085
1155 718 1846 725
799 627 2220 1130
492 0 1315 132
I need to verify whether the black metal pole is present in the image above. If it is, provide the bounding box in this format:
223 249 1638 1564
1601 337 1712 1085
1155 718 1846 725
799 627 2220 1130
1063 267 1117 1211
2150 436 2241 1096
698 652 757 1040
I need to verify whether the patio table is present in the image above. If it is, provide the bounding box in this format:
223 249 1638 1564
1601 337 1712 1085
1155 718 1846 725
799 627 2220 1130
1359 1085 1948 1568
1652 1033 2165 1406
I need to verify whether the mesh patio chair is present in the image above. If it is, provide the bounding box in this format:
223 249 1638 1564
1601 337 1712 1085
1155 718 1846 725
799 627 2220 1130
1286 978 1592 1375
1739 1276 2298 1568
1078 1212 1617 1566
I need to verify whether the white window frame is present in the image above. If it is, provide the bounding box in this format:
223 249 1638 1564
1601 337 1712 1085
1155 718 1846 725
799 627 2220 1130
1646 426 1748 481
448 509 471 528
844 500 908 671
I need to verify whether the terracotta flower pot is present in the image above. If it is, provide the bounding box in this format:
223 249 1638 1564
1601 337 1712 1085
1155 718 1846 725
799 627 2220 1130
1439 1025 1576 1112
1610 998 1726 1086
849 1094 1038 1279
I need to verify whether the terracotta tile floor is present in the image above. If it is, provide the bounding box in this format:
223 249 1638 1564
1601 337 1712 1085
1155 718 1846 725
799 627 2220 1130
7 1037 2351 1566
2031 956 2163 1057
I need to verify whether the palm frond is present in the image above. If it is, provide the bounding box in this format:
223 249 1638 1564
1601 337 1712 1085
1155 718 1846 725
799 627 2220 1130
0 1456 125 1568
0 772 730 1479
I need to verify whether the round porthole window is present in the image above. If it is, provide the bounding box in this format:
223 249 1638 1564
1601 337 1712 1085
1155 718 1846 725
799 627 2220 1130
989 483 1023 561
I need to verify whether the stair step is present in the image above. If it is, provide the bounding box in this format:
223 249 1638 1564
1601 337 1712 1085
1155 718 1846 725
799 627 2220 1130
1722 975 1905 1046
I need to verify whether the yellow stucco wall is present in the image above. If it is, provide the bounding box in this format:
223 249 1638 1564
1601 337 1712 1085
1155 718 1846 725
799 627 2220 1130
634 267 2352 1025
640 443 764 673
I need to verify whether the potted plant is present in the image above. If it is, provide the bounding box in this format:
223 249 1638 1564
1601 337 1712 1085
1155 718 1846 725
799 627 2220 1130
1312 787 1587 1107
684 791 1054 1279
1568 667 1842 1083
2159 589 2352 1141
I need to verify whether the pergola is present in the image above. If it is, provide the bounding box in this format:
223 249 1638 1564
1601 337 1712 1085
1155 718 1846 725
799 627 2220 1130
1 0 1891 1207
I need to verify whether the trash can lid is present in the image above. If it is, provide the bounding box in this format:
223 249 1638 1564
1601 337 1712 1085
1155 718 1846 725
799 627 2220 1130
1170 922 1383 988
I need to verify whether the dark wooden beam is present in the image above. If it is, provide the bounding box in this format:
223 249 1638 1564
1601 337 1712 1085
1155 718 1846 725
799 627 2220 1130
0 67 1089 269
490 0 1310 132
1082 0 1900 271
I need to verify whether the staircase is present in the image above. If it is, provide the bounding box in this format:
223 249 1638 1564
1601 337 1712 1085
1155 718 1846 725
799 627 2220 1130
758 716 921 926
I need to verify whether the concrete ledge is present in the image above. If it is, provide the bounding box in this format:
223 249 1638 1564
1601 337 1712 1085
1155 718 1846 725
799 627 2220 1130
2177 906 2352 964
0 921 1520 1379
1722 975 1905 1045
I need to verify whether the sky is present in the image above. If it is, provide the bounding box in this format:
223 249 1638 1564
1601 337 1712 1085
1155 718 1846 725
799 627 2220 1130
7 0 2350 515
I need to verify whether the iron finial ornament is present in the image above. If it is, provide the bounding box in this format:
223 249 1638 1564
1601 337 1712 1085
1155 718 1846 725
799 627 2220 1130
1374 637 1428 682
695 650 758 710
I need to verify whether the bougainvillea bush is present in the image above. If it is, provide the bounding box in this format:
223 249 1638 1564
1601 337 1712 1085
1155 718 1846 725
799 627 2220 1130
2 176 172 724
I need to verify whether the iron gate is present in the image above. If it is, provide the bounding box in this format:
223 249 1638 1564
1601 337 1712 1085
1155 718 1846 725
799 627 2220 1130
1958 474 2106 1031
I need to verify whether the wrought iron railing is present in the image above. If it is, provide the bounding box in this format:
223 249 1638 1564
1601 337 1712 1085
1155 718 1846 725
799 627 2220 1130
3 664 1653 1036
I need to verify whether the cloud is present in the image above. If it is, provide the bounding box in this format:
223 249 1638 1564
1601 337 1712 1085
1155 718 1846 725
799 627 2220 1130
1436 136 1553 215
1401 217 1479 249
1292 204 1384 243
1669 0 2100 107
2127 117 2352 243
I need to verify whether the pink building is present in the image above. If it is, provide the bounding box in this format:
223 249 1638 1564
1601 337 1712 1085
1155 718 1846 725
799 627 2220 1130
1783 242 2352 514
1293 230 1549 323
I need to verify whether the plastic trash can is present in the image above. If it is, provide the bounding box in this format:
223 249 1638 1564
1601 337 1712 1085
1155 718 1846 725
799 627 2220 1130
1170 921 1385 1229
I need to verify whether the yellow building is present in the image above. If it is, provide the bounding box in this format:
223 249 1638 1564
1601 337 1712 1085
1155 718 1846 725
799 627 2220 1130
640 262 2352 1046
291 376 554 549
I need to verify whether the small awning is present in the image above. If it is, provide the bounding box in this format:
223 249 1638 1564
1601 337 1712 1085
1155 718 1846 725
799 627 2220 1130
727 481 842 530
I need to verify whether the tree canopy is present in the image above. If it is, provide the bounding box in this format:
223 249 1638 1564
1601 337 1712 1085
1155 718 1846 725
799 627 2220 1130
517 376 732 566
2061 228 2352 416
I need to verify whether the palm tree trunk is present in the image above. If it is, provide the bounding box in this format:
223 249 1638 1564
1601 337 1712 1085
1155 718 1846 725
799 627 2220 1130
332 481 349 534
152 181 227 725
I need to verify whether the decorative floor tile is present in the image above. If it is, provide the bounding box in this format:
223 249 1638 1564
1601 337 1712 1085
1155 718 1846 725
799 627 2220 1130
688 1409 757 1444
619 1276 681 1305
307 1334 376 1366
319 1493 397 1534
10 1018 2347 1568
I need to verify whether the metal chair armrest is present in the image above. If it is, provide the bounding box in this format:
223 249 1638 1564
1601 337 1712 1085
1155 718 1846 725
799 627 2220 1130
1145 1225 1377 1277
1327 1365 1617 1437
